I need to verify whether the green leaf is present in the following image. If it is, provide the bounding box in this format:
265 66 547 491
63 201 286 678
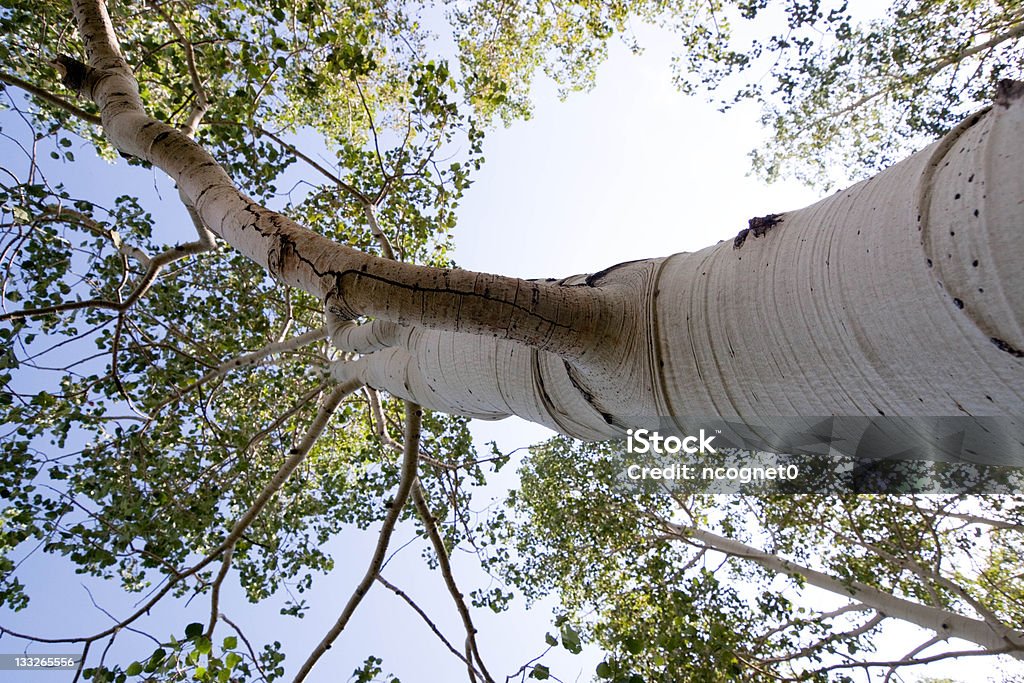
184 622 204 639
529 664 550 680
560 624 582 654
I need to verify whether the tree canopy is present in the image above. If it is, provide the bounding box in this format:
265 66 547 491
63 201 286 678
1 0 1023 681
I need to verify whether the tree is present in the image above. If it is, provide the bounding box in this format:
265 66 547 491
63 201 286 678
493 437 1024 680
12 0 1024 440
1 0 1023 681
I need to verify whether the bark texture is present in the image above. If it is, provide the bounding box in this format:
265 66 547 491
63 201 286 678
69 0 1024 440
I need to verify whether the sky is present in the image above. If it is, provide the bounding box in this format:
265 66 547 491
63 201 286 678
1 4 1020 683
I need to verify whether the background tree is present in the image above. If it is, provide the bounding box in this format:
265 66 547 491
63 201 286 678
493 437 1024 681
0 0 1022 681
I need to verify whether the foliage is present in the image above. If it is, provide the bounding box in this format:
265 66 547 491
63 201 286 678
492 437 1024 680
0 0 492 675
450 0 1024 185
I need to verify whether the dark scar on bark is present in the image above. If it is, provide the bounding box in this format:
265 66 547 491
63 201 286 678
50 55 92 92
994 79 1024 108
733 213 783 249
991 337 1024 358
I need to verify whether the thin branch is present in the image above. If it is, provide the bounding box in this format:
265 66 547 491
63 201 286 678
150 327 325 412
0 210 215 323
882 634 944 683
413 481 496 683
364 204 396 260
220 613 272 683
219 379 360 555
0 70 103 125
292 401 423 683
203 119 369 204
148 0 208 137
375 574 476 671
813 646 1006 676
808 18 1024 131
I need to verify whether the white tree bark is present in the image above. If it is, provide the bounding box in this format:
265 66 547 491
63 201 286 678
67 0 1024 441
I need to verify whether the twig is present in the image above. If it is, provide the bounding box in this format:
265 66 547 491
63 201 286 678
150 327 325 412
375 574 476 671
292 401 423 682
0 70 102 124
412 482 496 683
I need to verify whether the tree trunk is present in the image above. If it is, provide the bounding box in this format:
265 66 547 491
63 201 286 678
68 0 1024 441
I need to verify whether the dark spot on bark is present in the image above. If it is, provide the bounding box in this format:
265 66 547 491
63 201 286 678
153 131 172 145
972 260 979 267
733 213 783 249
973 209 979 217
991 337 1024 358
950 231 955 236
979 288 985 293
968 173 975 182
196 185 214 204
51 54 91 91
926 259 933 268
994 79 1024 107
877 409 885 416
986 395 993 402
954 193 961 200
953 298 964 309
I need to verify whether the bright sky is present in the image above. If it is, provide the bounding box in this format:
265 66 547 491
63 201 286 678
2 5 1017 683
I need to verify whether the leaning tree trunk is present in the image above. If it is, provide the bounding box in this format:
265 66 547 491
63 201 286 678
66 0 1024 441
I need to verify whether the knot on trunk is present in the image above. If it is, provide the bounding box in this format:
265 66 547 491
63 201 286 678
50 55 96 94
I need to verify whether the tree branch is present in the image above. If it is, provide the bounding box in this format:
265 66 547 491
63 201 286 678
665 522 1024 657
0 70 103 125
292 401 423 682
150 327 326 412
63 0 624 362
375 574 479 673
412 481 496 683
